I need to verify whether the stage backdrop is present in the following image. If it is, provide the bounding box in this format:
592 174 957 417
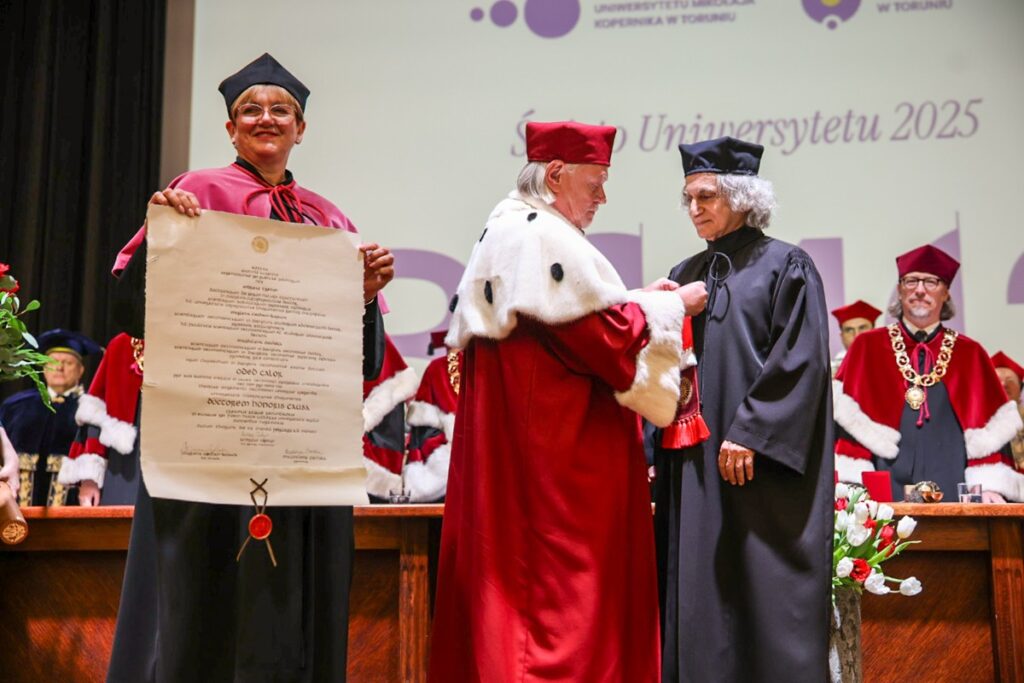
187 0 1024 370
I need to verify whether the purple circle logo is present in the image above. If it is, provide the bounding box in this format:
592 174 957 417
470 0 581 38
802 0 861 30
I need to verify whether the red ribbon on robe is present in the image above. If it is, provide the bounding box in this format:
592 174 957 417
661 317 710 449
235 163 328 225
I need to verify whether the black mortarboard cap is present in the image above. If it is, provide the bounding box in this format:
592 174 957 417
36 329 103 359
679 136 763 177
217 53 310 115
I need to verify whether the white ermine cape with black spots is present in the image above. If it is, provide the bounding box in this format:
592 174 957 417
446 190 693 427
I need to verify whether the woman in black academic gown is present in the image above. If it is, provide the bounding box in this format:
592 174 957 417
105 54 394 683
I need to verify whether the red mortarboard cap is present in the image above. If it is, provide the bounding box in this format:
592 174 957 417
895 245 960 284
992 351 1024 383
830 300 882 326
526 121 617 166
427 330 448 356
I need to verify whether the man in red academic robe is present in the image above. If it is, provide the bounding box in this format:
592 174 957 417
362 335 418 501
428 121 708 682
830 300 882 377
404 330 459 502
834 245 1023 501
59 332 143 505
991 351 1024 474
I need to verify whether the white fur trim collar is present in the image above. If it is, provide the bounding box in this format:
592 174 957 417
446 191 629 349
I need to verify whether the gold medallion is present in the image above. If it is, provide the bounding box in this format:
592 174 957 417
888 324 958 412
905 385 925 410
679 377 694 405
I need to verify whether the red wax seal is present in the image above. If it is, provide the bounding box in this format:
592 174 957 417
249 513 272 540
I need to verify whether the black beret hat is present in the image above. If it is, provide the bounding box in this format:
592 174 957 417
679 136 764 177
36 329 103 359
217 53 310 115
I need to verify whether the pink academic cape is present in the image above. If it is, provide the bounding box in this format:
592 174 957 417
113 162 358 275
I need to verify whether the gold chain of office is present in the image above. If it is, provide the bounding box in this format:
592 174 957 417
446 349 461 396
131 337 145 374
887 323 957 409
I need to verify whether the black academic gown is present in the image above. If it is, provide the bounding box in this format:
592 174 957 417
106 176 386 683
0 389 80 506
653 226 834 683
106 302 383 683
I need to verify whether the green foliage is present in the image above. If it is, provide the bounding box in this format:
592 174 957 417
0 267 54 411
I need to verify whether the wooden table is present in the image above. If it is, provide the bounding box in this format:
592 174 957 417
2 503 1022 682
861 503 1024 683
0 504 443 683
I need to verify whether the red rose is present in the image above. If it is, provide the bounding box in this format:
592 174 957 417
878 525 897 557
849 558 871 583
835 498 848 512
0 263 9 276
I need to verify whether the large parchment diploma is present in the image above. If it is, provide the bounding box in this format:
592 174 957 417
141 205 369 506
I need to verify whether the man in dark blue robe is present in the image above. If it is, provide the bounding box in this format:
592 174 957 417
0 330 101 506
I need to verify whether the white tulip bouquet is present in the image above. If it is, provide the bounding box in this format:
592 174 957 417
833 482 922 599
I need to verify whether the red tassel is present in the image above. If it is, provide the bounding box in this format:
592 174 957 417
660 350 709 449
661 414 710 449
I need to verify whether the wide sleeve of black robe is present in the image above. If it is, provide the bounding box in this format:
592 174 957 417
723 250 832 475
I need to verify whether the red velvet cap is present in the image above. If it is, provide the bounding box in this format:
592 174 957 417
526 121 617 166
427 330 448 356
895 245 959 284
830 300 882 326
992 351 1024 382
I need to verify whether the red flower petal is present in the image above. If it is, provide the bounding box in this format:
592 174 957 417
850 558 871 582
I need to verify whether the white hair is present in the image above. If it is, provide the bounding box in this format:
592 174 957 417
516 161 557 204
717 174 777 229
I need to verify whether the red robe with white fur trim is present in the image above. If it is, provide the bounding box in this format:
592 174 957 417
404 352 459 503
362 336 418 500
834 324 1024 501
59 333 142 488
428 191 698 683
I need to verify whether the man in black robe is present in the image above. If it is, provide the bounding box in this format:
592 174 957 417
653 137 834 682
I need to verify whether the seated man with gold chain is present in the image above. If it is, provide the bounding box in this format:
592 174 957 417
833 245 1023 502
